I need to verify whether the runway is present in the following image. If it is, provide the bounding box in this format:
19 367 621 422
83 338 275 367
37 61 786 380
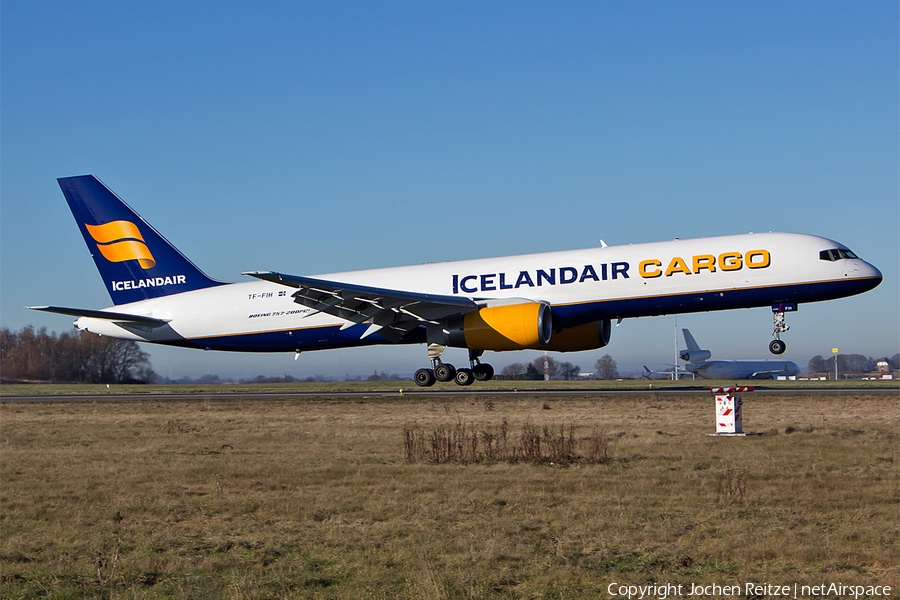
2 384 896 403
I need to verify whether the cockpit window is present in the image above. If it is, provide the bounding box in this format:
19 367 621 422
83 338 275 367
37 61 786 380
819 248 859 261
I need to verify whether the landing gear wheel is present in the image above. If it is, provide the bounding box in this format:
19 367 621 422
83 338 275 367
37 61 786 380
414 368 436 387
769 339 786 355
472 363 494 381
434 363 456 382
454 368 475 386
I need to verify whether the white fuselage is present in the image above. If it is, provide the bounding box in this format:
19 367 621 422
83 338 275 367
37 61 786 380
686 359 801 380
74 232 882 353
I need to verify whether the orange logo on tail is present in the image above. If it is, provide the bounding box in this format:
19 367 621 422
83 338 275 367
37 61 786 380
86 221 156 269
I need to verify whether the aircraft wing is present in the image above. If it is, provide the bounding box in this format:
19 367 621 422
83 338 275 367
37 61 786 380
747 368 789 379
27 306 171 327
244 271 480 342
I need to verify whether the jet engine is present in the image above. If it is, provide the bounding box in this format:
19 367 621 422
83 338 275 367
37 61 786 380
542 318 612 352
679 349 711 363
446 302 552 351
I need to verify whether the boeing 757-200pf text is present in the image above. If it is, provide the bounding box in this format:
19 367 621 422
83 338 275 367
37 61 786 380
31 175 882 386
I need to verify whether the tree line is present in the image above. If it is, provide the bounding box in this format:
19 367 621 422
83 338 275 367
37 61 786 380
808 353 899 375
1 326 155 384
499 354 619 380
4 323 894 385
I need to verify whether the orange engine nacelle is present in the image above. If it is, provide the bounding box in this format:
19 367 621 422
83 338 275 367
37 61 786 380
447 302 552 351
541 319 612 352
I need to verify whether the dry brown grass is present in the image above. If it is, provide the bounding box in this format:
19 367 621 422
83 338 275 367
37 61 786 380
1 392 897 599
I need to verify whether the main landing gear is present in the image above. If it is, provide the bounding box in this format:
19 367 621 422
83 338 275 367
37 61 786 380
414 346 494 387
769 303 795 355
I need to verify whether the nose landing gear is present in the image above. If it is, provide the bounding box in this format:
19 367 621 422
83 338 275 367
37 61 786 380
769 303 795 355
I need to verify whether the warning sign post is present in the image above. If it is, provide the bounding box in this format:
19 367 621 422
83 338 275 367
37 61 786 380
709 387 760 437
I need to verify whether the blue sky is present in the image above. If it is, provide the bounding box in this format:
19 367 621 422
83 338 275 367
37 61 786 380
2 1 897 379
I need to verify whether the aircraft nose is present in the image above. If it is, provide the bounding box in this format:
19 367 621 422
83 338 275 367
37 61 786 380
865 261 883 285
855 260 882 292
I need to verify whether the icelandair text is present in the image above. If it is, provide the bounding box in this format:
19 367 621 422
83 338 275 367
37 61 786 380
113 275 186 291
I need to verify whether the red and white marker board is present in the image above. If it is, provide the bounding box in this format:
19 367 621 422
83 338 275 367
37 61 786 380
711 387 754 434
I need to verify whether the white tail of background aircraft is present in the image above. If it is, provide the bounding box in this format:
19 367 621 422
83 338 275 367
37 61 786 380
31 175 882 386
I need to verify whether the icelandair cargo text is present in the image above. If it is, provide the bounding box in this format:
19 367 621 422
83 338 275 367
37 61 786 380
450 250 771 294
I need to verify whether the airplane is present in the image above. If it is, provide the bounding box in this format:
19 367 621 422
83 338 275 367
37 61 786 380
29 175 882 387
679 328 801 380
642 365 693 381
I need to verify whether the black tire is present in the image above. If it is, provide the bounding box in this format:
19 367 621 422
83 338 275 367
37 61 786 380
472 363 494 381
414 368 436 387
769 339 786 355
454 368 475 386
434 363 456 382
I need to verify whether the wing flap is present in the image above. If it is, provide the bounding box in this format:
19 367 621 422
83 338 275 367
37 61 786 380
245 272 476 307
244 271 478 341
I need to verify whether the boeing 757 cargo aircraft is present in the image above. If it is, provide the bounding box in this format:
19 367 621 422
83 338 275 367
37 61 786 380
30 175 882 386
679 329 801 380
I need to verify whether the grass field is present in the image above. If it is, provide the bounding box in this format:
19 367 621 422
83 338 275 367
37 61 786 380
1 391 897 599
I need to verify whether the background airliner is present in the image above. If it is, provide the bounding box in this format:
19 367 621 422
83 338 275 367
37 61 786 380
679 328 801 380
31 176 882 386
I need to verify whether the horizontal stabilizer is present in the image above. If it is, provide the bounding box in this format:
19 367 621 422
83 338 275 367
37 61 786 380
27 306 170 327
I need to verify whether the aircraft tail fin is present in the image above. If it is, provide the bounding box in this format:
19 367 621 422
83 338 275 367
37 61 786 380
58 175 224 305
682 328 702 352
680 329 712 363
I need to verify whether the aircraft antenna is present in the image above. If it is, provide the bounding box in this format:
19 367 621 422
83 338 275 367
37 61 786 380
673 317 678 380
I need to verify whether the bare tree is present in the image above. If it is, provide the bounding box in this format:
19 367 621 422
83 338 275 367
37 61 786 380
531 356 562 379
594 354 619 380
559 361 581 380
0 326 154 383
500 362 526 378
808 355 825 374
